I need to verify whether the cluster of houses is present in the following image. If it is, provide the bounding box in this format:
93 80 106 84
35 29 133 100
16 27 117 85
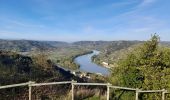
72 71 91 78
102 62 111 68
71 71 104 79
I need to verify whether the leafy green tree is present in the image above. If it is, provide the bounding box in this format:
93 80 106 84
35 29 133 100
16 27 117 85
110 34 170 100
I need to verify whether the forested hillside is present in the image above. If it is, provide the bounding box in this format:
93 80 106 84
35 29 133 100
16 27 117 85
0 39 68 52
1 39 169 53
93 40 170 67
0 50 77 99
0 50 75 85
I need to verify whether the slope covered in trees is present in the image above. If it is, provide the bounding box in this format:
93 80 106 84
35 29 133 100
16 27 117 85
110 35 170 100
0 50 107 99
0 39 69 52
93 40 170 68
0 50 75 85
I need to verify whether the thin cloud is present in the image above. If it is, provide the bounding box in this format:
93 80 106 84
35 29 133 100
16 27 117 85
0 18 45 29
137 0 156 8
111 1 137 8
0 31 17 35
9 20 44 28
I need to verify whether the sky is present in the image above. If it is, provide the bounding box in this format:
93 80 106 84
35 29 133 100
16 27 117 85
0 0 170 42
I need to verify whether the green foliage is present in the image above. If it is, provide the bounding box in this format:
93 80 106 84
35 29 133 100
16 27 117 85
0 50 76 99
110 34 170 100
0 51 70 85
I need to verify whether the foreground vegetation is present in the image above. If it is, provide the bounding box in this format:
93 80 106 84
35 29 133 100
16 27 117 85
110 35 170 100
0 50 107 99
0 50 75 99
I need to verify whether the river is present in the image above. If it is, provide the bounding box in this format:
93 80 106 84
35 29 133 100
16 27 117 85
74 50 110 75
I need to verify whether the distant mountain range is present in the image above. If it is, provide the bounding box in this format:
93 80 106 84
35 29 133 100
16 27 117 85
0 39 68 52
0 39 170 52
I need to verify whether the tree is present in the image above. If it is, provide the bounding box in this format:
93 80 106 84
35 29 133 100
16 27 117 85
110 34 170 100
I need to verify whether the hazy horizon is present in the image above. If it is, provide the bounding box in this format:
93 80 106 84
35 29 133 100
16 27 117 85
1 37 170 43
0 0 170 41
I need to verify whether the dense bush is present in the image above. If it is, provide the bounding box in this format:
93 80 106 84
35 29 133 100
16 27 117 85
110 34 170 100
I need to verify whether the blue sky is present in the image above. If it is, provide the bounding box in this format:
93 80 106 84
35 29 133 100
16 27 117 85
0 0 170 42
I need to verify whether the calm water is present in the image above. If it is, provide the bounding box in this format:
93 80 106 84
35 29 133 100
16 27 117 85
74 50 110 75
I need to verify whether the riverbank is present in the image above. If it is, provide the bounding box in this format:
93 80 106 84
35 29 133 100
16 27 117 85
74 50 110 75
91 52 112 69
49 47 93 70
72 50 93 68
